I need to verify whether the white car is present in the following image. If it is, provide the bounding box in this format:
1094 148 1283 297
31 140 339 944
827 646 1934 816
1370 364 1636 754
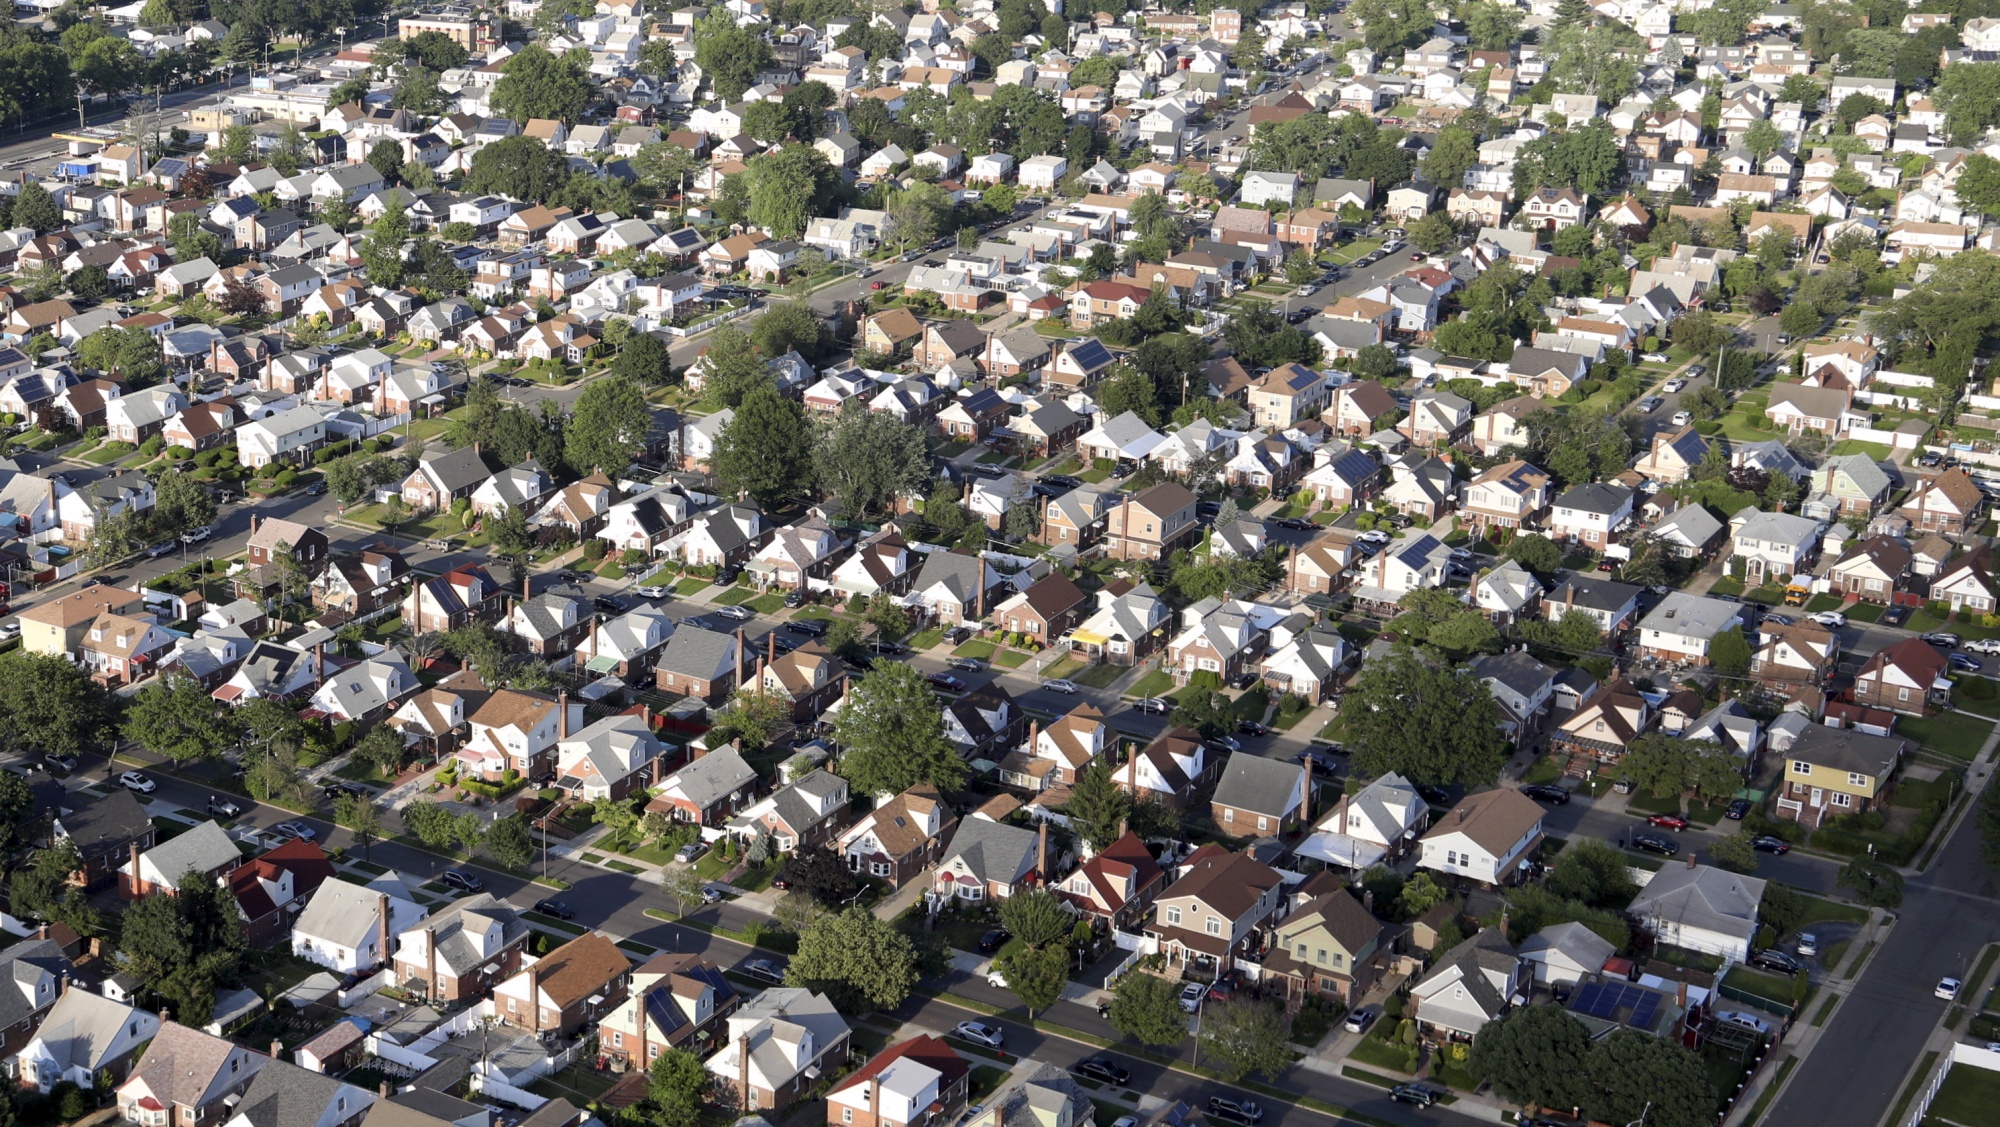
1642 352 1671 364
1295 284 1317 297
1357 529 1392 544
1713 1011 1771 1035
1662 377 1688 393
117 771 156 793
180 525 213 544
0 621 18 642
1670 410 1692 427
1178 983 1209 1012
636 584 670 598
954 1021 1004 1048
1938 976 1963 1001
1968 638 2000 656
714 604 754 622
1808 611 1847 628
1044 678 1080 694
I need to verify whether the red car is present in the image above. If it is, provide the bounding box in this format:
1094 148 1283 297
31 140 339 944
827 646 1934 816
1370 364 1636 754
869 281 885 290
1647 813 1690 830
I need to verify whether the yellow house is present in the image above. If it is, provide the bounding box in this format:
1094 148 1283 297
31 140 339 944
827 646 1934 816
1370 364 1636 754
18 587 148 659
1774 725 1904 828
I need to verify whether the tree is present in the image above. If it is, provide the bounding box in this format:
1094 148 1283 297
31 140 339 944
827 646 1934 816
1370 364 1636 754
484 814 534 869
833 661 966 795
1171 689 1236 739
1345 646 1507 786
661 866 708 918
1704 831 1758 873
1065 759 1132 852
744 141 839 238
154 467 217 534
1710 627 1752 678
11 839 97 935
646 1048 709 1127
1620 733 1744 806
1108 971 1193 1046
1585 1029 1717 1127
1398 872 1449 917
11 180 56 234
1544 839 1636 907
333 791 382 861
777 843 860 907
1468 1004 1596 1111
789 905 926 1012
710 687 789 750
403 800 460 851
0 652 116 759
1197 999 1292 1082
1513 120 1626 198
694 8 774 101
1503 533 1564 575
713 385 814 508
360 193 410 288
1463 0 1523 49
750 301 831 363
1939 62 2000 146
1837 856 1904 908
995 943 1067 1015
999 889 1073 950
117 870 245 1025
610 330 675 387
811 398 928 518
124 671 233 763
465 135 572 203
1670 310 1732 357
564 374 651 476
490 43 593 124
0 771 31 852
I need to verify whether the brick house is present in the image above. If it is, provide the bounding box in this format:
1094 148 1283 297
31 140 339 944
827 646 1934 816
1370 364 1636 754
491 931 632 1038
1105 482 1198 561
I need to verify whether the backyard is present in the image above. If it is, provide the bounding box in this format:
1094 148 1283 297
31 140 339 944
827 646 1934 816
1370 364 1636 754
1921 1061 2000 1127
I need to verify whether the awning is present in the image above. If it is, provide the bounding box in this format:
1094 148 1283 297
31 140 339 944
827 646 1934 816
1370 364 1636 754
585 654 620 673
1070 628 1109 646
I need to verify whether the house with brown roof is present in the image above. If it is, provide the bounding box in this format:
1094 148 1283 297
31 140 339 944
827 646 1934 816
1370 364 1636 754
1055 830 1163 929
1900 467 1985 537
492 931 632 1037
1324 380 1401 437
990 572 1089 645
1416 788 1545 887
861 308 925 356
1633 426 1711 485
18 586 148 660
1264 888 1396 1009
758 641 847 723
1853 637 1950 716
1286 532 1357 597
596 952 739 1069
1551 679 1654 775
998 704 1110 791
1115 726 1215 808
1750 621 1839 686
836 783 956 886
1105 482 1198 561
1145 847 1284 971
1826 535 1913 603
115 1022 266 1127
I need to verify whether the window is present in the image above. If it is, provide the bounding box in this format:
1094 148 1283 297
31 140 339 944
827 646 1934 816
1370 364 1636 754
611 1032 623 1048
1166 906 1182 925
1316 948 1327 965
1899 686 1910 701
1222 808 1234 823
1848 772 1869 786
1296 942 1309 959
1831 792 1852 808
843 1111 854 1123
1257 816 1269 831
1205 916 1222 936
1792 760 1812 775
870 862 891 877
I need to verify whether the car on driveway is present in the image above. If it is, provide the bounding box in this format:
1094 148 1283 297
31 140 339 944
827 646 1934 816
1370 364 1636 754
1647 813 1690 830
533 899 576 920
1970 638 2000 656
1632 834 1679 856
1950 654 1984 673
118 771 156 793
43 753 77 772
1923 632 1962 649
977 928 1010 953
745 957 787 983
1343 1006 1378 1034
442 869 484 892
1044 678 1080 694
1750 949 1804 975
1751 835 1792 854
1809 611 1847 628
1520 784 1570 804
1726 799 1751 820
1796 932 1819 956
1179 982 1209 1012
1075 1057 1131 1085
953 1022 1004 1048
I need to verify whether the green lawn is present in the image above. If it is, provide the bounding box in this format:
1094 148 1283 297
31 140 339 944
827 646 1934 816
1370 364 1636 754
1074 662 1123 689
1846 601 1886 623
1709 576 1746 597
1043 656 1088 681
908 627 945 650
1830 439 1893 461
994 649 1031 668
1346 1034 1415 1074
1723 965 1797 1005
674 578 711 595
745 593 785 614
1126 670 1176 699
1898 711 1997 762
1522 756 1564 786
1792 893 1870 930
1924 1057 2000 1125
711 586 754 606
954 639 998 660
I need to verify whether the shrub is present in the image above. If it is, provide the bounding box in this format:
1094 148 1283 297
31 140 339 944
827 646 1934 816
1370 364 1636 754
139 436 164 457
619 548 646 566
274 468 299 488
583 539 607 561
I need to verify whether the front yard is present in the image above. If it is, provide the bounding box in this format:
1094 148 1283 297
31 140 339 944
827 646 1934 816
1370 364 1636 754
1899 712 1996 762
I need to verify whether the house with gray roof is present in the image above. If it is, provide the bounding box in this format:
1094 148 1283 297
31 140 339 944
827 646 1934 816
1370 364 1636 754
220 1059 375 1127
503 585 591 661
556 711 666 802
649 745 756 826
728 768 850 853
908 549 1002 625
653 625 741 704
1471 650 1558 742
121 819 241 896
400 445 494 512
1636 591 1749 665
1297 771 1427 871
1627 864 1766 962
17 988 160 1092
290 877 426 976
1410 928 1529 1041
1805 452 1894 520
1651 503 1726 559
1210 752 1310 837
1728 508 1826 584
0 937 69 1063
1472 559 1545 625
390 892 530 1005
1519 921 1616 987
48 788 155 889
933 816 1043 902
705 986 850 1112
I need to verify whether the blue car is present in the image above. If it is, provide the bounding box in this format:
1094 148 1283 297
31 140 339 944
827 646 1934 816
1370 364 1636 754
1950 654 1984 673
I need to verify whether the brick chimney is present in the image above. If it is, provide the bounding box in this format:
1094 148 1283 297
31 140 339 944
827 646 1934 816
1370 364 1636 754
737 1031 751 1108
1299 762 1312 825
425 926 437 997
313 641 325 676
558 690 571 739
376 893 390 967
525 960 542 1032
767 629 776 664
270 1039 283 1059
589 613 599 656
635 984 649 1068
974 560 987 620
1025 720 1039 753
735 627 746 688
378 1081 390 1099
1037 819 1048 878
128 841 143 896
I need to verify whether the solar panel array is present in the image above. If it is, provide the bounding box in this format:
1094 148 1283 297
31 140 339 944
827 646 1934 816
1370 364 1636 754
1569 980 1662 1028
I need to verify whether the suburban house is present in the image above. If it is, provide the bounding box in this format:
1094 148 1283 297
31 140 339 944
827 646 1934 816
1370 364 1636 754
1634 593 1747 665
1416 788 1545 887
932 817 1043 903
1264 888 1396 1009
837 783 956 886
1054 830 1164 929
1409 929 1528 1044
1899 467 1985 536
1144 846 1284 972
492 931 632 1038
1750 622 1840 686
649 745 758 826
1852 637 1951 716
389 892 530 1005
115 1022 268 1127
1774 724 1905 827
1626 864 1766 963
16 991 161 1093
705 986 850 1112
1208 752 1310 837
289 876 425 975
1296 772 1428 872
825 1036 969 1127
596 951 739 1065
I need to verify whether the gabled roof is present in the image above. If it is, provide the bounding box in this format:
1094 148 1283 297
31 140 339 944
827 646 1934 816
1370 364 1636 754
938 816 1038 883
1209 752 1302 818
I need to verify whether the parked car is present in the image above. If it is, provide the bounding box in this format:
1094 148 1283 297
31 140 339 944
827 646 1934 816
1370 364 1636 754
674 841 707 864
1751 835 1791 854
180 525 213 544
1970 639 2000 656
1950 654 1984 673
1670 410 1692 426
1750 949 1804 975
1520 784 1571 805
713 604 754 622
143 541 176 558
868 639 909 656
1179 982 1209 1012
43 753 77 772
784 589 810 608
1632 834 1679 856
636 584 670 598
1075 1057 1131 1085
977 928 1011 953
785 618 828 637
532 899 576 920
1206 1098 1261 1124
1388 1086 1440 1108
953 1022 1004 1048
745 958 787 983
207 796 242 818
1714 1011 1772 1035
1796 932 1819 957
1647 813 1690 830
714 565 742 585
1939 976 1964 1000
441 869 484 892
1133 697 1172 715
117 771 157 793
951 658 985 672
1809 611 1847 628
1726 799 1752 820
274 821 317 842
1237 720 1272 737
1344 1007 1378 1034
1044 678 1080 694
927 673 968 693
1923 632 1963 649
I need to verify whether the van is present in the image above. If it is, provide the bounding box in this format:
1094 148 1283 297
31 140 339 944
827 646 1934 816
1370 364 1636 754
1784 582 1812 607
1206 1097 1262 1124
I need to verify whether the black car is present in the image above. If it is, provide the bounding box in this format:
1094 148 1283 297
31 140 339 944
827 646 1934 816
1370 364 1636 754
1519 784 1571 805
1389 1085 1440 1108
714 564 742 585
1271 517 1316 531
785 618 828 638
927 672 967 693
977 928 1011 953
1075 1057 1130 1086
1286 307 1312 325
1632 834 1679 857
441 869 485 892
594 595 625 614
303 480 327 495
1726 799 1751 820
685 615 720 632
770 633 801 654
1044 475 1083 490
1416 784 1453 807
784 589 810 608
1294 747 1341 774
533 898 577 920
868 639 908 655
1750 948 1804 975
1751 835 1792 854
1108 462 1134 479
1196 501 1222 521
1236 720 1272 737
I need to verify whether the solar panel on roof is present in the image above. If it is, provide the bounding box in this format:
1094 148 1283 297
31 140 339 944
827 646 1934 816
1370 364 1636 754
1631 996 1660 1028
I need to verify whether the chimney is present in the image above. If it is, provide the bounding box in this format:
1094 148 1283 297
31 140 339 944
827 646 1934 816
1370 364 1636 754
270 1039 283 1060
1566 584 1574 609
1026 720 1039 753
737 1031 751 1109
426 926 437 997
589 614 599 656
767 629 776 664
636 982 649 1069
1686 851 1697 869
379 1081 390 1099
314 642 325 675
251 514 261 533
129 841 142 895
1128 743 1138 794
526 960 542 1032
559 690 571 739
974 560 987 620
376 892 390 967
735 627 746 688
1299 762 1312 825
1037 819 1048 877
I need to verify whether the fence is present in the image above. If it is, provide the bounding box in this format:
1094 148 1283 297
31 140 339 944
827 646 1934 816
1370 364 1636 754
660 303 751 338
1845 424 1925 450
473 1075 548 1110
335 968 389 1008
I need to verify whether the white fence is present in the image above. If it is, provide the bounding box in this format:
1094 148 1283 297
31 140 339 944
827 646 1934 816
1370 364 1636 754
365 1035 438 1075
472 1076 548 1110
661 303 752 338
1846 424 1925 450
335 968 389 1008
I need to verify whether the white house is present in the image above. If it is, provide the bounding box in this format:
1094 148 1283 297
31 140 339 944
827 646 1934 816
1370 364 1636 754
289 876 426 974
1416 787 1544 886
1295 771 1427 870
1626 864 1766 962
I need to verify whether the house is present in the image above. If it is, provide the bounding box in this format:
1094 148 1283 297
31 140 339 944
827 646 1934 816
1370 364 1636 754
389 892 529 1005
1774 724 1904 827
1826 536 1913 604
932 816 1043 903
1934 547 2000 614
492 932 632 1038
221 1061 373 1126
598 952 739 1068
706 987 850 1112
1296 772 1429 871
401 445 494 512
1634 427 1710 485
1145 847 1284 971
115 1022 267 1127
1852 637 1950 716
1472 651 1558 744
908 550 1001 625
654 626 741 704
1729 510 1824 584
1324 380 1401 436
1249 364 1329 429
1259 624 1350 705
120 820 241 898
1105 482 1198 562
837 783 956 886
556 711 667 802
999 704 1110 792
991 573 1089 646
1115 726 1215 808
1635 592 1747 665
1055 830 1163 929
1548 483 1634 548
650 745 758 826
402 565 504 634
729 768 849 854
1751 622 1840 686
1461 460 1551 533
1766 382 1858 436
1409 929 1528 1043
290 875 425 975
825 1036 970 1127
1520 921 1617 988
1626 864 1767 963
1264 888 1396 1009
1416 787 1544 887
1209 752 1310 837
1900 467 1985 536
46 789 155 889
16 991 160 1093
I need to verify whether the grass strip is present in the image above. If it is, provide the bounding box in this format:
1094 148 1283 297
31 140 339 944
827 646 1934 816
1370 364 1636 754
1740 1057 1798 1127
1884 1050 1941 1127
1811 994 1839 1028
1844 939 1876 980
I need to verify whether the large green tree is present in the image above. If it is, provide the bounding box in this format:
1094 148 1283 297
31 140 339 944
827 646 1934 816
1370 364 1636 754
1620 733 1743 806
788 905 929 1012
743 144 840 238
1197 999 1293 1082
1064 759 1133 851
646 1048 709 1127
1468 1004 1596 1111
0 651 116 758
1584 1029 1718 1127
117 870 246 1025
831 661 966 796
713 385 814 508
693 7 774 101
154 467 218 534
491 43 594 124
124 670 233 763
563 374 651 476
1345 646 1507 786
465 134 573 202
1108 971 1192 1046
812 399 930 519
996 943 1067 1016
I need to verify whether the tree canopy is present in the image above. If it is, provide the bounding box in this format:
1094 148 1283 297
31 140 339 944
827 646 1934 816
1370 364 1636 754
788 905 931 1012
831 661 966 796
1345 645 1508 786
